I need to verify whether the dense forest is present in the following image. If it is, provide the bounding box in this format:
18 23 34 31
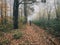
0 0 60 45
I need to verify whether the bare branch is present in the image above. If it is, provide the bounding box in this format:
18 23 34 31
19 3 32 4
19 1 32 5
18 0 23 5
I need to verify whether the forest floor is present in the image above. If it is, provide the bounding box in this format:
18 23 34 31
0 23 60 45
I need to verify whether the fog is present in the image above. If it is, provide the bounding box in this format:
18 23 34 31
5 0 58 21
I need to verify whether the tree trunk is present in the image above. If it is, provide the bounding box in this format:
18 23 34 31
13 0 19 29
24 0 27 24
1 0 3 24
1 6 3 24
47 12 50 28
54 0 60 21
5 0 7 25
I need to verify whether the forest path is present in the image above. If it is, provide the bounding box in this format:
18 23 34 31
21 24 60 45
0 24 60 45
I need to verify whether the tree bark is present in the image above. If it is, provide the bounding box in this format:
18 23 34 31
13 0 19 29
24 0 27 24
4 0 7 25
1 0 3 24
1 5 3 24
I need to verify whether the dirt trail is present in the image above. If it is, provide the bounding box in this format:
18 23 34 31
0 24 60 45
21 24 60 45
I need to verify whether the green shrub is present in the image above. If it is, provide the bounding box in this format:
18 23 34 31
33 19 47 29
0 43 3 45
1 39 10 45
13 32 23 39
33 18 60 36
0 23 13 32
6 23 13 30
0 25 7 32
0 32 4 37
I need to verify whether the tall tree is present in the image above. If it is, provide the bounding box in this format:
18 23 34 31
24 0 36 24
54 0 60 21
13 0 36 29
47 7 51 27
54 0 60 32
4 0 7 25
0 0 3 24
13 0 19 29
41 0 46 3
24 0 27 24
